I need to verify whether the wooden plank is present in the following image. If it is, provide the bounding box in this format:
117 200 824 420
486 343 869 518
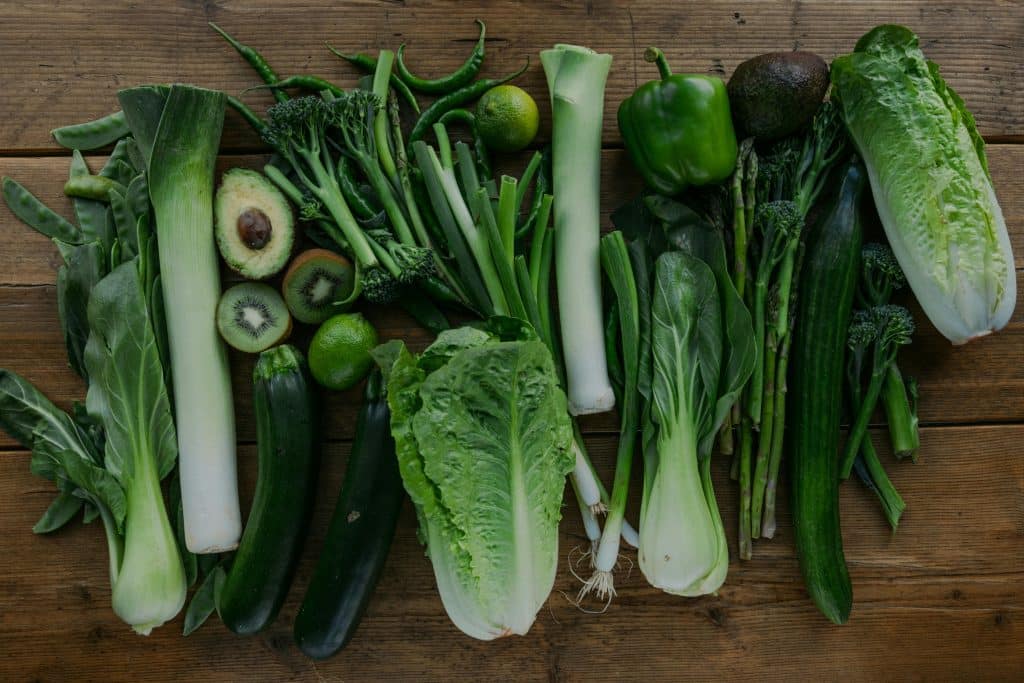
0 425 1020 680
0 1 1020 153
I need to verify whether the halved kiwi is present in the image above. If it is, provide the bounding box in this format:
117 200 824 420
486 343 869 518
282 249 356 325
216 283 293 353
215 168 295 280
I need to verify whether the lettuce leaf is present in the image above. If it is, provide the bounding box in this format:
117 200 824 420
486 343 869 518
831 25 1016 344
376 331 573 640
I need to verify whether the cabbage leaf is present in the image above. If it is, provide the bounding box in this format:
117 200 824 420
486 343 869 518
831 25 1016 344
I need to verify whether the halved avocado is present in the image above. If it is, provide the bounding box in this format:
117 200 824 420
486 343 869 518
215 168 295 280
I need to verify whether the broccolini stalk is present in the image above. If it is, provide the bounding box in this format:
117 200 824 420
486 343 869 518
263 96 394 302
858 243 919 459
840 305 915 478
845 312 905 528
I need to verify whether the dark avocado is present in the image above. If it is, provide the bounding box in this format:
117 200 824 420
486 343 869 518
727 52 829 141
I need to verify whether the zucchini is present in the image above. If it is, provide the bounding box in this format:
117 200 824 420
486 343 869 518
218 344 320 635
294 369 403 659
787 159 865 624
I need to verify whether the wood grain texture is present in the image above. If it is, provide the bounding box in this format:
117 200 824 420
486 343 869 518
0 1 1020 153
0 426 1020 681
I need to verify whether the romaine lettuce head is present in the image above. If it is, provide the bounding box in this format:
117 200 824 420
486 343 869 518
373 328 573 640
831 25 1016 344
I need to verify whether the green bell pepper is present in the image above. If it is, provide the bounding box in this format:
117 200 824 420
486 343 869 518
618 47 738 195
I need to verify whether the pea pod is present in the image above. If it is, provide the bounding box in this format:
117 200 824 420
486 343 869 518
51 110 130 150
64 174 127 202
209 22 289 104
408 59 530 146
2 177 81 243
394 20 485 94
328 46 421 114
68 151 111 247
127 174 150 220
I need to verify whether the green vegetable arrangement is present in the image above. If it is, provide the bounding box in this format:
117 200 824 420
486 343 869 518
0 85 234 633
0 18 1016 646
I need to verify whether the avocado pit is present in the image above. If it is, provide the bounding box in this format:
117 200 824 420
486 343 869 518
238 207 273 250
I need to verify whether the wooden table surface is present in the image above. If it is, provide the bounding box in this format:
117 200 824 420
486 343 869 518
1 2 1021 681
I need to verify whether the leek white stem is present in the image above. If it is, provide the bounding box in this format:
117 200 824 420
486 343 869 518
541 44 615 416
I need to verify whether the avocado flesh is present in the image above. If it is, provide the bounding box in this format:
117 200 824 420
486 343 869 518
215 168 295 280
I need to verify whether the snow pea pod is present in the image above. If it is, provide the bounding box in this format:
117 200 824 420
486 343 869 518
394 20 485 94
2 177 82 243
51 110 129 150
408 59 529 146
64 174 127 202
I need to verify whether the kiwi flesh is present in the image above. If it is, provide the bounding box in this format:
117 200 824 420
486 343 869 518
215 168 295 280
282 249 356 325
216 283 293 353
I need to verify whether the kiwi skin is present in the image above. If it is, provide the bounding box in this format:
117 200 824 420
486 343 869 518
282 249 356 325
216 283 293 354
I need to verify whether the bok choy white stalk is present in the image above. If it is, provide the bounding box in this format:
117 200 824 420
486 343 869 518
119 84 241 554
541 43 616 416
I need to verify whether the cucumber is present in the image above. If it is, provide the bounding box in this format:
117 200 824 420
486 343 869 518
787 159 865 624
218 344 320 635
294 369 403 659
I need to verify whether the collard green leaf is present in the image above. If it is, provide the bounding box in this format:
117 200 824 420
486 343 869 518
83 259 177 484
0 369 95 462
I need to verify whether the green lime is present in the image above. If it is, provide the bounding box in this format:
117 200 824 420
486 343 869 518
308 313 378 391
476 85 540 153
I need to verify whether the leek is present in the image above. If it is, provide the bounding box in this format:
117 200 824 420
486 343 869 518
541 43 615 416
119 84 241 554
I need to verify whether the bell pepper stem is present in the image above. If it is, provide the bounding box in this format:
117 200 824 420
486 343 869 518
643 47 672 79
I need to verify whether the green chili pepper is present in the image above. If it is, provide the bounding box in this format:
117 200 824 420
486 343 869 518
328 45 421 114
51 110 130 151
336 156 380 221
245 75 344 97
226 95 267 136
209 22 289 104
408 58 530 147
618 47 738 194
395 20 486 94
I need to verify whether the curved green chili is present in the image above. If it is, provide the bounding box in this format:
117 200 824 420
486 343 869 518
226 95 267 136
51 111 129 150
208 22 289 104
394 19 486 94
327 45 421 114
437 108 492 181
336 157 379 221
244 75 344 97
408 58 529 146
